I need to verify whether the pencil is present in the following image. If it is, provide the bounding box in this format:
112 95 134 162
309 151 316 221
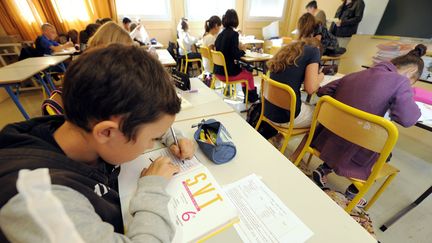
170 126 185 164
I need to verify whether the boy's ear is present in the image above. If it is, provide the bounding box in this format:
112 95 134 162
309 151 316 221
92 120 120 144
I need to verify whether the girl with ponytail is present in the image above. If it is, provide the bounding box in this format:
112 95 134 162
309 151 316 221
202 16 222 75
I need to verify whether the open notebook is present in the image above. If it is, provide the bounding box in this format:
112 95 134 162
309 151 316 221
119 148 238 243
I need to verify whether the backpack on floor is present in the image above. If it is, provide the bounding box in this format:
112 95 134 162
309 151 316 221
42 90 64 116
246 102 278 139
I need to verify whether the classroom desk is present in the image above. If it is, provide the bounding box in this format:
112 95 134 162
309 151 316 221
176 78 234 122
0 65 48 119
151 42 164 49
4 56 69 68
172 113 376 243
52 47 78 56
0 55 70 119
156 49 176 67
240 38 264 45
240 52 272 63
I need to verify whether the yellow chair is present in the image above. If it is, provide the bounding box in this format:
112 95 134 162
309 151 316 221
293 95 400 213
199 46 215 88
210 50 249 107
177 39 202 75
255 75 309 154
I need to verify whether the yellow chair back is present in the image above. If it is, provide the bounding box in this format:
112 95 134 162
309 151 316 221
294 95 399 212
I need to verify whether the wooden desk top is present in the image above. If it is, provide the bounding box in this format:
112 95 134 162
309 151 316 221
241 52 272 62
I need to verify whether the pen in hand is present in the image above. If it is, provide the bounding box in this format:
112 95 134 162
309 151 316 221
170 126 185 164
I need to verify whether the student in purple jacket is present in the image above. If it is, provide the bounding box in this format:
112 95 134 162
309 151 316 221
311 44 426 207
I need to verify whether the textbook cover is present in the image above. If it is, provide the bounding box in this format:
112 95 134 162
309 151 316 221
119 148 238 243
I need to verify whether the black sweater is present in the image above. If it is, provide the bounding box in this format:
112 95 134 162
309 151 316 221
0 116 123 242
214 27 245 76
333 0 365 38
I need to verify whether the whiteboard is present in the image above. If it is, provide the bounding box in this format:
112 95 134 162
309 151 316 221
357 0 389 35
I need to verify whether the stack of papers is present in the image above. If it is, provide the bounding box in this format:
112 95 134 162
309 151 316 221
372 42 413 64
224 174 313 243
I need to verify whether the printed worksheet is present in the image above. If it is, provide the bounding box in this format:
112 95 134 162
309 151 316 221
224 174 313 243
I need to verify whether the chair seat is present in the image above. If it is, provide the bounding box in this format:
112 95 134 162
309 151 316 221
350 164 399 189
265 117 310 135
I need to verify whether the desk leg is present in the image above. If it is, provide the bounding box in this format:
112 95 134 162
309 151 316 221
34 73 51 95
380 186 432 232
4 86 30 120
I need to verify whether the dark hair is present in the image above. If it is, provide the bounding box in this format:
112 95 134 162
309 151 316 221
204 16 222 34
391 44 427 80
62 44 181 141
80 24 100 44
181 19 188 31
298 13 316 39
130 23 137 32
306 1 318 9
222 9 239 28
100 18 113 25
122 17 131 24
67 29 78 44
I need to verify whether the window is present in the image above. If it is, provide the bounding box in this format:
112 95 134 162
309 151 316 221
51 0 90 22
185 0 236 21
248 0 286 20
14 0 42 24
116 0 171 21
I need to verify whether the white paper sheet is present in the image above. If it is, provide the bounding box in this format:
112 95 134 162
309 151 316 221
320 74 344 87
224 174 313 243
416 101 432 122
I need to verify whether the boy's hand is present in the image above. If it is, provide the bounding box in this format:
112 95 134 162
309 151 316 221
141 156 179 180
169 138 195 160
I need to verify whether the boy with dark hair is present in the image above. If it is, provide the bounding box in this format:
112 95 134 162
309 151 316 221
122 17 132 31
0 44 195 242
305 1 327 25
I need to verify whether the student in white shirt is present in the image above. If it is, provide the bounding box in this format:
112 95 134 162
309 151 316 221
130 22 150 45
202 16 222 74
178 19 200 59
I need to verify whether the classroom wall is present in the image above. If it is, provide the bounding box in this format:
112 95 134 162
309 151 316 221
141 0 294 46
287 0 342 33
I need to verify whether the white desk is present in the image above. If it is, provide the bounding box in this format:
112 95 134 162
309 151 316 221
171 112 377 243
176 78 234 122
0 65 49 120
156 49 176 67
52 47 78 56
4 56 69 68
0 56 69 119
240 39 265 45
151 42 164 49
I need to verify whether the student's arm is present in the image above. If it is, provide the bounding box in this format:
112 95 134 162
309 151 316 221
303 47 324 94
232 32 245 59
340 1 365 26
182 32 197 46
0 183 174 243
389 82 421 127
317 78 342 97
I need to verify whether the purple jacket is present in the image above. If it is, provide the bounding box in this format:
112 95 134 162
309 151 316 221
312 62 421 180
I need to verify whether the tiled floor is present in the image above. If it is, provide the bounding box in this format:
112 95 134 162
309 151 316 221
1 77 431 243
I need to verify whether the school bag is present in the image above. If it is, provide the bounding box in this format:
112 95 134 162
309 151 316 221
246 102 278 139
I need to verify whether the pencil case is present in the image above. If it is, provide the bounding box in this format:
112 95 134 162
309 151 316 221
193 119 236 164
413 87 432 105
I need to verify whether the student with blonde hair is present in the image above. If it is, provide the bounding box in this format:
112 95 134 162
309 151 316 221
265 38 324 148
88 22 133 48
